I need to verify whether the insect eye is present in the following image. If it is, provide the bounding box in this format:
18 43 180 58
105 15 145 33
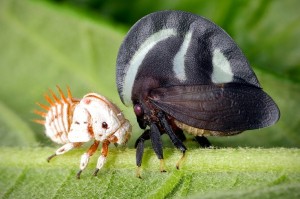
102 122 108 129
134 104 144 117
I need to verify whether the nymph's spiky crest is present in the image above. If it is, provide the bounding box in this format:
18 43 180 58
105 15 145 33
33 119 45 125
34 86 79 144
36 102 50 111
67 86 72 99
56 85 68 103
33 109 47 117
44 94 55 106
49 88 60 104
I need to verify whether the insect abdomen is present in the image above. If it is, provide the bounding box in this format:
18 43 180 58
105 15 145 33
174 120 241 136
35 86 79 144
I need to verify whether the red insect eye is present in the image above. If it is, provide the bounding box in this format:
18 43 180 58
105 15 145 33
102 122 108 129
134 104 144 117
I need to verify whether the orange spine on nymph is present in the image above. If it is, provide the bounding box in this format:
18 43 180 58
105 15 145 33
34 86 79 144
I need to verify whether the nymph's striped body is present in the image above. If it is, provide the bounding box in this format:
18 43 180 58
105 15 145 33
35 86 131 179
35 87 79 144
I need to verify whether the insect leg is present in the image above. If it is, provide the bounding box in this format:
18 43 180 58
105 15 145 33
195 136 211 148
135 129 150 178
93 140 110 177
77 140 100 179
174 128 186 142
158 111 187 169
47 142 82 162
150 123 166 173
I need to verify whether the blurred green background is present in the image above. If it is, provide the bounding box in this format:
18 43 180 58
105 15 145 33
0 0 299 148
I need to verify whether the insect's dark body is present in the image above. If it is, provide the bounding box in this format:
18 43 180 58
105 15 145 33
116 10 280 175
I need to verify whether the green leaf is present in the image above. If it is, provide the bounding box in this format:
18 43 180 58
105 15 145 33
0 101 36 146
0 147 299 198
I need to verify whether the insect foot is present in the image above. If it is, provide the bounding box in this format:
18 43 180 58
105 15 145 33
35 86 132 179
116 10 280 176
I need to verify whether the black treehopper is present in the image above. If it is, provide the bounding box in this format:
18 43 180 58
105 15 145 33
116 10 280 177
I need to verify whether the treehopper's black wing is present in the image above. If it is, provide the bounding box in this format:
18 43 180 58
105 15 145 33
149 83 280 132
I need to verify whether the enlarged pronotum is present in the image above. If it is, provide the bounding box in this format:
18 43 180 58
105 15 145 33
35 86 131 179
116 10 280 177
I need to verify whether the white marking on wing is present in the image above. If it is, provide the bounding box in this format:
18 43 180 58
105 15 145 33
211 48 233 83
173 31 192 81
122 29 177 106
